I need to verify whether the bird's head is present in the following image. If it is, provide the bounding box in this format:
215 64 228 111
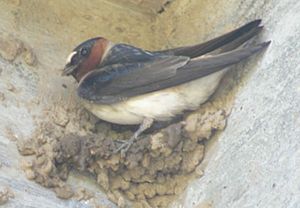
62 37 109 82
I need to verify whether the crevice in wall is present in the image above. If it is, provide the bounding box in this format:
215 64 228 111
157 0 175 14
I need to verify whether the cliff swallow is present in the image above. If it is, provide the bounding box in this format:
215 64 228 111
63 19 270 154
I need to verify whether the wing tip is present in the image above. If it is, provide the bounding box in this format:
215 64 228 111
249 19 262 27
254 19 262 24
242 41 271 55
240 19 262 34
259 40 272 48
239 19 262 34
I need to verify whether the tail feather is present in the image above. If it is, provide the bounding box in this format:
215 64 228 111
164 41 271 86
213 26 263 53
155 19 262 58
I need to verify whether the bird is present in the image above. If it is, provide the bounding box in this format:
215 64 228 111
62 19 270 154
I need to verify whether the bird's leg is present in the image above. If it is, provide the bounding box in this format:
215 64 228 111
114 118 154 155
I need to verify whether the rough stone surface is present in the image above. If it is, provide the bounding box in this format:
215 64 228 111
108 0 174 15
167 0 300 208
0 0 155 207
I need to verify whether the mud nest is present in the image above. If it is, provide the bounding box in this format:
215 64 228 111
18 102 228 208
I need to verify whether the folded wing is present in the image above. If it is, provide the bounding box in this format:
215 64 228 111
78 42 270 104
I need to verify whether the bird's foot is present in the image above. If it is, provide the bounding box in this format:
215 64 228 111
113 118 154 157
113 135 137 157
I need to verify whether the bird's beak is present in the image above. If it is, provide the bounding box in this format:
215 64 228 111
62 51 79 76
62 63 78 76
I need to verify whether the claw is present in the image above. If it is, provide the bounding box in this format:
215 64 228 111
113 118 154 157
114 139 127 144
113 136 136 154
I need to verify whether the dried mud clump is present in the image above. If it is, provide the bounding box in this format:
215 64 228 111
18 102 228 207
0 34 38 66
0 186 14 205
0 36 23 62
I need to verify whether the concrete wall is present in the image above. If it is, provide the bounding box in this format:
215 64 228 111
163 1 300 208
0 1 156 207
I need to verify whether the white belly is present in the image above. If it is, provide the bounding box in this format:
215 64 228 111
81 70 227 125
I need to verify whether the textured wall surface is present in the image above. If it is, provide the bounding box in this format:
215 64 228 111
0 0 299 207
0 0 155 207
165 0 300 207
107 0 172 14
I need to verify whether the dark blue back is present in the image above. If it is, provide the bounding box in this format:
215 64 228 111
100 44 162 67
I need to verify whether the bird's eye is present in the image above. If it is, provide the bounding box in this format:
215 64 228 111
81 48 89 56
